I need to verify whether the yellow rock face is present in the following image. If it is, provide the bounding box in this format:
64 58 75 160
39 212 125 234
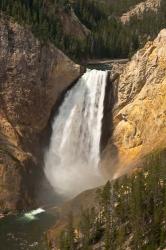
102 29 166 178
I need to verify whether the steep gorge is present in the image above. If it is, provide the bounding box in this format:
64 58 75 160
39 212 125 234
0 2 166 250
1 14 166 214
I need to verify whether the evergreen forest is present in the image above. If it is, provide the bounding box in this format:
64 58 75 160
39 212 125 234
0 0 166 61
60 149 166 249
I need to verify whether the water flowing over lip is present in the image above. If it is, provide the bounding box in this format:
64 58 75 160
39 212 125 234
44 69 108 198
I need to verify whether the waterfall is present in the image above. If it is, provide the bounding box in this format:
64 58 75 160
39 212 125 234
44 69 108 197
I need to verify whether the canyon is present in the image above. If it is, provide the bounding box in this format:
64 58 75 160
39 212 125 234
0 10 166 213
0 1 166 249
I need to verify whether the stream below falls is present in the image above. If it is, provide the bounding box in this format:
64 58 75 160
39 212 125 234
0 209 57 250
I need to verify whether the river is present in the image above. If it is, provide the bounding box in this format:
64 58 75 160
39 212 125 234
0 209 57 250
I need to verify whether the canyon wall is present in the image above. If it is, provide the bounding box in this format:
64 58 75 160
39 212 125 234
120 0 161 24
102 29 166 177
0 13 82 213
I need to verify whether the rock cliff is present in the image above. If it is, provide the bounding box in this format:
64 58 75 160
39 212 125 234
58 7 90 39
0 13 82 213
102 29 166 178
120 0 161 24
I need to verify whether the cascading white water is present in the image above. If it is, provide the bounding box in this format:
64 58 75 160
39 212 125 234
44 69 108 197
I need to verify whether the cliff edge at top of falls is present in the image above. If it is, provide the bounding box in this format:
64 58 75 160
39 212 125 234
0 13 82 213
102 29 166 178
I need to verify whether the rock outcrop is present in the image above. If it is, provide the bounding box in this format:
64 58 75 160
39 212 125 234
0 13 82 213
58 7 90 39
102 29 166 178
120 0 161 24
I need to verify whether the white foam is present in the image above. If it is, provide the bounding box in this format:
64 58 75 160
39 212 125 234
23 208 45 221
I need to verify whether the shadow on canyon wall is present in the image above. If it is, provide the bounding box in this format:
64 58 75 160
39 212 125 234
101 72 119 177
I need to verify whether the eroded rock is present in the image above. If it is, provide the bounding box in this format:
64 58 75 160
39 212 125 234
120 0 161 24
0 13 82 212
102 29 166 178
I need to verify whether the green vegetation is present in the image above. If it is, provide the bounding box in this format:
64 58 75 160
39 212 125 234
0 0 166 60
0 0 89 60
73 0 166 59
60 149 166 249
59 212 75 250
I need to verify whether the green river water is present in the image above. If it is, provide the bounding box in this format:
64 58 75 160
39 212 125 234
0 209 57 250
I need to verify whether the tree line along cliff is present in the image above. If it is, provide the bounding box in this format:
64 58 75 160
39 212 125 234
0 0 166 61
